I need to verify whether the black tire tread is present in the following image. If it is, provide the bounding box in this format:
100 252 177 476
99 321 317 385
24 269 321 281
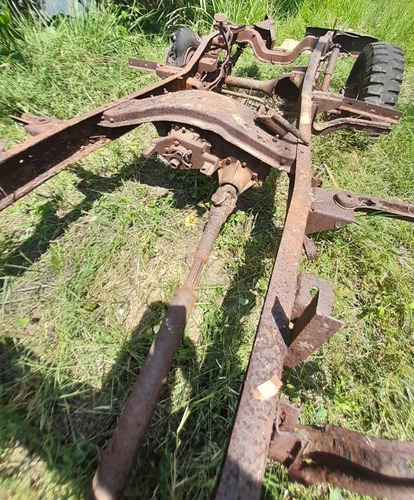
345 42 405 108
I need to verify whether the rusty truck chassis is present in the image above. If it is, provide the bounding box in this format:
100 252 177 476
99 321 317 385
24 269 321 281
1 13 414 500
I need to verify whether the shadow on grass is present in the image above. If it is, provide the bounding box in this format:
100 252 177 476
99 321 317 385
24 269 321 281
0 300 171 498
168 171 286 490
0 166 303 498
0 155 214 281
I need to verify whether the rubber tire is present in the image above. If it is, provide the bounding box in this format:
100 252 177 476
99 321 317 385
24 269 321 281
344 42 404 108
166 27 200 67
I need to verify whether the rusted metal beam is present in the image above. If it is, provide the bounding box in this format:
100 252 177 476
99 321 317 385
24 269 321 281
236 29 319 64
269 402 414 499
313 117 393 134
99 90 297 171
335 191 414 223
215 34 332 500
128 57 159 72
0 31 219 212
313 91 401 122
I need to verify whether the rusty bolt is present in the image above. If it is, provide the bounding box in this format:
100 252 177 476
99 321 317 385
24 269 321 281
169 158 181 169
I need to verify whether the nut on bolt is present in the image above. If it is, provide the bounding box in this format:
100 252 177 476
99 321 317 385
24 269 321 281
334 191 358 209
169 158 181 169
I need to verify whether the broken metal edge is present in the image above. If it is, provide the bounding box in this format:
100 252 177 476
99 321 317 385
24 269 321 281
269 403 414 499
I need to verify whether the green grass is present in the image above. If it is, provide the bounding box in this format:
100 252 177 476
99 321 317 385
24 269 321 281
0 0 413 498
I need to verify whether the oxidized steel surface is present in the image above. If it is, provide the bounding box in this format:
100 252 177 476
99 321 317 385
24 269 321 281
91 185 238 500
335 191 414 222
321 45 340 91
286 274 343 367
1 13 413 500
306 187 355 234
313 116 393 134
11 113 64 136
0 31 219 211
255 106 309 144
269 402 414 499
128 57 159 72
225 74 281 96
144 126 220 173
215 35 330 500
100 90 297 170
236 29 319 64
313 91 401 121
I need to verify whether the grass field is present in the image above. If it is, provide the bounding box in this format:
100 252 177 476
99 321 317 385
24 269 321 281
0 0 413 498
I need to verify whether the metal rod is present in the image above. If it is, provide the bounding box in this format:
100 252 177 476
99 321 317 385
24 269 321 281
220 88 267 105
128 57 158 72
215 34 331 500
321 45 340 91
91 185 238 500
225 75 278 96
